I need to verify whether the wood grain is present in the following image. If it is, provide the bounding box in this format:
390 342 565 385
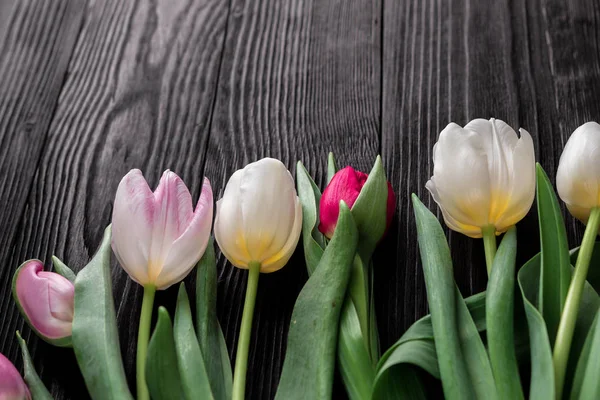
0 0 84 361
203 0 381 397
1 0 229 397
1 0 600 398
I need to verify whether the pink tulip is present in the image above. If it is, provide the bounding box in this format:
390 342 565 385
111 169 213 290
318 166 396 239
14 260 74 342
0 353 30 400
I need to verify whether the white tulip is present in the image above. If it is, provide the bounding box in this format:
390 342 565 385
426 118 536 238
214 158 302 273
556 122 600 223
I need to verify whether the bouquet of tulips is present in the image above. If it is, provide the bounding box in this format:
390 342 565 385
3 118 600 400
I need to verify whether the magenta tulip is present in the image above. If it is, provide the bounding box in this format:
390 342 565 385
318 166 395 239
0 352 30 400
111 169 213 290
13 260 74 345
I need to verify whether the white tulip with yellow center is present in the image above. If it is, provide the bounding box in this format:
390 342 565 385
214 157 302 400
426 118 536 273
553 121 600 398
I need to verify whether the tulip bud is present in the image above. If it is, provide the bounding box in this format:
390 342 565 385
318 166 396 239
12 260 74 346
111 169 213 290
0 353 30 400
426 118 536 238
214 158 302 273
556 122 600 223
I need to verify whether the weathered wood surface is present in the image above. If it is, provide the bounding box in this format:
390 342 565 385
0 0 599 398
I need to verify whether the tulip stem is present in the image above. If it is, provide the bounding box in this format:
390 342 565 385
482 225 497 276
232 261 261 400
136 284 156 400
553 207 600 399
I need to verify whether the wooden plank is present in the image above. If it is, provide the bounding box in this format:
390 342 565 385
0 0 84 365
0 0 229 397
203 0 382 397
379 0 600 354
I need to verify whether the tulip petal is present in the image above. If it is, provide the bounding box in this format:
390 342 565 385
214 169 251 268
261 197 303 273
112 169 155 286
0 352 31 400
156 178 214 289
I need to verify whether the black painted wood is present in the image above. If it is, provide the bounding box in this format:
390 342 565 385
1 0 600 398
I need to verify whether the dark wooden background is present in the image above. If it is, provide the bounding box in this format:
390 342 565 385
0 0 598 398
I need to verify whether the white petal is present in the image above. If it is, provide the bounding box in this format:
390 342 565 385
111 169 154 285
156 178 214 289
214 169 250 268
261 197 303 272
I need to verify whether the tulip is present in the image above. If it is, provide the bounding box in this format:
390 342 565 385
426 118 535 274
318 166 395 239
214 158 302 273
12 260 74 346
0 353 30 400
214 157 302 400
553 121 600 398
556 121 600 223
111 169 213 400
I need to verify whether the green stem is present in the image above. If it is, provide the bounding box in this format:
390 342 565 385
232 261 261 400
482 225 497 276
136 285 156 400
553 207 600 399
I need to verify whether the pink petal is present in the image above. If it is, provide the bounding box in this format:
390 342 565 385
0 353 30 400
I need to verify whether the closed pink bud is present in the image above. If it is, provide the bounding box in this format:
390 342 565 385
318 166 396 239
13 260 74 343
0 353 30 400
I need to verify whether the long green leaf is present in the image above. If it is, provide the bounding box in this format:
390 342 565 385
196 237 232 400
486 227 523 400
518 254 555 400
536 164 571 343
411 194 475 400
71 226 132 400
16 331 53 400
275 202 358 400
570 243 600 297
296 161 326 274
51 256 76 282
173 283 213 400
570 310 600 400
146 307 184 400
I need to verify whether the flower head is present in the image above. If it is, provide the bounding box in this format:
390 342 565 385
557 121 600 223
318 166 395 239
426 118 536 238
214 158 302 273
111 169 213 289
13 260 74 344
0 352 30 400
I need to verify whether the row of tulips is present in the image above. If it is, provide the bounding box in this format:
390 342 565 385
2 118 600 400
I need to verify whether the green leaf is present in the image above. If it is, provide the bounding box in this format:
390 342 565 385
196 237 232 400
570 243 600 299
327 152 337 183
15 331 53 400
486 228 523 400
12 260 73 348
71 226 132 400
275 202 358 400
338 297 375 400
173 283 214 400
517 255 555 400
371 365 428 400
352 156 389 259
296 161 326 274
411 194 479 400
146 307 184 400
570 309 600 400
51 256 76 282
536 164 571 343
